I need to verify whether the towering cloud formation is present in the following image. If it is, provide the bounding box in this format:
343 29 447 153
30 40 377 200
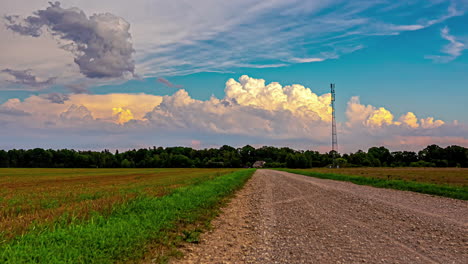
5 2 135 79
143 76 334 140
366 107 394 127
0 93 161 127
112 107 134 124
225 75 331 122
0 75 461 151
346 96 444 129
421 117 445 129
60 105 93 122
398 112 419 128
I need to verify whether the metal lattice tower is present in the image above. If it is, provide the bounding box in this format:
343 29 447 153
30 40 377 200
331 83 338 167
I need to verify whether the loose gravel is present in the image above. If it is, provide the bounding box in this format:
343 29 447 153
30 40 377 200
173 169 468 264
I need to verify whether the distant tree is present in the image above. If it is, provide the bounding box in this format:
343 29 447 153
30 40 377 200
410 160 435 167
0 150 9 167
304 150 324 167
347 150 368 166
445 145 468 167
391 151 418 167
335 157 347 168
170 154 193 168
285 153 296 168
285 153 310 168
368 146 392 166
264 162 286 168
418 144 448 167
121 159 132 168
239 145 256 165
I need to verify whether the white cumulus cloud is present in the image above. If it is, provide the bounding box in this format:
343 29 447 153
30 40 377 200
346 96 444 129
0 75 462 151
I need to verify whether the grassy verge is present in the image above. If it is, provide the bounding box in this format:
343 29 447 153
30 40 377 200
0 169 255 263
276 169 468 200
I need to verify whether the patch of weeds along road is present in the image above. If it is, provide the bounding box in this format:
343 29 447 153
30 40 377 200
277 169 468 200
0 169 255 263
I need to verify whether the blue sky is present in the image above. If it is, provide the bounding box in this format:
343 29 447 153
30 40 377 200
0 0 467 152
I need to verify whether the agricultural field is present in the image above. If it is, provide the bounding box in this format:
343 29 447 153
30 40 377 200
0 168 254 263
299 167 468 187
278 167 468 200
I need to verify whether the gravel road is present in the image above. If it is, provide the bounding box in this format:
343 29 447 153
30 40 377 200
174 169 468 264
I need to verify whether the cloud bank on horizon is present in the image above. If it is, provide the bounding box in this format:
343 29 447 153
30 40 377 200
0 1 467 151
1 75 465 152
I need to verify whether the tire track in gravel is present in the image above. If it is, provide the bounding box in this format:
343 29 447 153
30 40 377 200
173 169 468 264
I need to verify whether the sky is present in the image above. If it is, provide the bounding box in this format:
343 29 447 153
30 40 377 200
0 0 467 153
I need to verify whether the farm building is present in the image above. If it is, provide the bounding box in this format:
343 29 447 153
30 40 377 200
252 161 266 168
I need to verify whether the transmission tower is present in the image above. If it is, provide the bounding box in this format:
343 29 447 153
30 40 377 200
330 83 338 168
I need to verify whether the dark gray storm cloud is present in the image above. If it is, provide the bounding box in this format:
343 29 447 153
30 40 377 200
5 1 135 79
1 68 55 87
157 77 183 88
42 93 70 104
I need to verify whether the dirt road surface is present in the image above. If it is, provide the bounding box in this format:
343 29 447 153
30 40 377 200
174 169 468 264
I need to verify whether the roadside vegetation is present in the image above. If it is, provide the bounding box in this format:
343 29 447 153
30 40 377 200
0 168 254 263
278 168 468 200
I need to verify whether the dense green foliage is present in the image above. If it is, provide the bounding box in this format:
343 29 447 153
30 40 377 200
278 169 468 200
0 144 467 168
0 169 255 263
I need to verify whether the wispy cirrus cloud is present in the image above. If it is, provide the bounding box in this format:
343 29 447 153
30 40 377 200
425 26 466 63
157 78 183 89
290 58 325 63
1 0 466 88
134 0 465 77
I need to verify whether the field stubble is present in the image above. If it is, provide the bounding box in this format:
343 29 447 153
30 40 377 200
0 168 255 263
0 168 239 240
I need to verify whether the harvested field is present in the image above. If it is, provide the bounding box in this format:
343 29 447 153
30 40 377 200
0 168 239 240
297 167 468 186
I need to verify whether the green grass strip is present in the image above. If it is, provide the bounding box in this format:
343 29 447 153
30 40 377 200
276 169 468 200
0 169 255 263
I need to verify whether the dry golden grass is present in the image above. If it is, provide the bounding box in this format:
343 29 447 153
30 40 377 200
302 167 468 187
0 168 238 239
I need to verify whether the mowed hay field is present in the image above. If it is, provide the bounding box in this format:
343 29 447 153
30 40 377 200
0 168 254 263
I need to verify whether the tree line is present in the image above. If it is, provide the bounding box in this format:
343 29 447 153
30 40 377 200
0 144 466 168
